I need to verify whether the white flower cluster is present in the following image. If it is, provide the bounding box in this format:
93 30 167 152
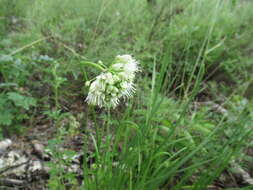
85 54 139 108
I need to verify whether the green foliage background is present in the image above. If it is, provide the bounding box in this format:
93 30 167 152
0 0 253 189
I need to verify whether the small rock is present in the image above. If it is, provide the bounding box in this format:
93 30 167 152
0 150 28 177
32 141 50 161
0 139 12 154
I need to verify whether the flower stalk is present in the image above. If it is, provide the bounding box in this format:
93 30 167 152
80 61 106 72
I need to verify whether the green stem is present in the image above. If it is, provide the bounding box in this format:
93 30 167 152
80 61 106 72
54 85 59 109
106 107 111 135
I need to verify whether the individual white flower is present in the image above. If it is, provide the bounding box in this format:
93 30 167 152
121 81 135 98
116 54 133 63
113 54 139 81
85 81 91 87
114 54 138 72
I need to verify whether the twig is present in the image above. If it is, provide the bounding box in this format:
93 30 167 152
55 40 87 60
194 101 228 116
0 178 25 187
0 161 29 175
231 162 253 185
8 36 52 56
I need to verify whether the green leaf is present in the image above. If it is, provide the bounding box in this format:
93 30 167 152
7 92 36 110
0 55 13 63
0 111 13 126
0 83 18 88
